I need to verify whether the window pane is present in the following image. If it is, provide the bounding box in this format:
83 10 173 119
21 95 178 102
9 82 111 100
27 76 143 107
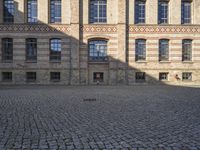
90 0 107 23
2 38 13 62
50 0 61 23
181 1 191 24
50 39 61 61
27 0 38 23
135 0 146 24
159 39 169 61
158 1 168 24
26 38 37 61
136 39 146 61
3 0 14 23
89 40 107 61
182 39 192 61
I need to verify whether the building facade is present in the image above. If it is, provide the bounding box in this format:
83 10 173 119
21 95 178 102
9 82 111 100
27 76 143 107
0 0 200 85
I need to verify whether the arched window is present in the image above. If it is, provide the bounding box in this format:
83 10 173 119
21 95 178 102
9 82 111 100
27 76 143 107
27 0 38 23
2 38 13 62
159 39 169 61
89 0 107 23
3 0 14 23
135 39 146 61
50 38 61 61
26 38 37 61
50 0 61 23
182 39 192 61
89 39 107 61
135 0 146 24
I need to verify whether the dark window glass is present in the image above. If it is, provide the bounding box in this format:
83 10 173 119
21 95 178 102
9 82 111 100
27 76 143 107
182 72 192 81
136 39 146 61
181 1 191 24
2 38 13 62
158 0 168 24
90 0 107 23
26 72 36 82
136 72 145 82
159 39 169 61
3 0 14 23
135 0 146 24
93 72 104 82
27 0 38 23
50 0 61 23
50 72 60 81
26 38 37 61
50 39 61 61
182 39 192 61
159 72 168 81
2 72 12 82
89 40 107 61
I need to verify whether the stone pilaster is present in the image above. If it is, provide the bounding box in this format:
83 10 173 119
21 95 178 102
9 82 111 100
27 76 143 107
14 0 25 23
194 0 200 24
62 0 70 24
38 0 48 24
0 0 3 23
70 0 80 85
146 0 158 24
116 0 127 84
170 0 181 24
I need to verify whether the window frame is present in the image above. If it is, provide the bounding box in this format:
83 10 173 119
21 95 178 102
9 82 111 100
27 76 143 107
159 72 169 81
3 0 14 23
2 72 12 82
50 72 61 82
158 0 169 24
135 72 146 82
26 72 37 82
181 0 192 24
89 0 107 24
26 38 37 62
2 38 13 62
182 72 192 81
135 39 146 61
182 39 192 62
88 39 108 62
27 0 38 23
159 39 169 61
49 38 62 62
135 0 146 24
50 0 62 23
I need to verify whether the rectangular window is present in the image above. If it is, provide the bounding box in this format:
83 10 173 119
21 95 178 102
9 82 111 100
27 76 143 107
136 72 145 82
26 72 36 82
159 39 169 61
2 72 12 82
26 38 37 61
50 0 61 23
93 72 104 83
159 72 169 81
50 39 61 61
27 0 38 23
182 39 192 61
135 0 146 24
50 72 60 81
89 0 107 23
158 0 168 24
2 38 13 62
182 72 192 81
181 1 191 24
3 0 14 23
135 39 146 61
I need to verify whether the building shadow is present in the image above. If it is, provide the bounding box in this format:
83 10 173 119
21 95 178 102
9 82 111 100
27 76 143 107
0 1 199 88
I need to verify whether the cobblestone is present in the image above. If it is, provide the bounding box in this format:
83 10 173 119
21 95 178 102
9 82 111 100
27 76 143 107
0 85 200 149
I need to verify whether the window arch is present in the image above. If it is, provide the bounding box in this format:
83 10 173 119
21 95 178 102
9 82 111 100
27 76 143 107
50 38 61 61
89 0 107 23
88 39 108 61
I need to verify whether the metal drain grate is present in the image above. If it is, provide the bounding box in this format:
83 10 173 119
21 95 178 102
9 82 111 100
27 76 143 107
83 98 97 102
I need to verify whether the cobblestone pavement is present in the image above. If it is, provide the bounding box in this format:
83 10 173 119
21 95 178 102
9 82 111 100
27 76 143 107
0 85 200 150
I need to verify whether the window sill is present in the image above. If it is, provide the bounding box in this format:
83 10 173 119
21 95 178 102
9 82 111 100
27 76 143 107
2 61 13 63
136 61 147 63
159 61 171 63
182 61 193 64
50 61 61 63
50 80 61 82
25 60 37 63
88 61 109 64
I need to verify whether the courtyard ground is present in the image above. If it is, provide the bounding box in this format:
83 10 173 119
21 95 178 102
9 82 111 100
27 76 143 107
0 85 200 150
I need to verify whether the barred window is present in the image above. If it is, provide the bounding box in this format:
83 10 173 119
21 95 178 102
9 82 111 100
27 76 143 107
159 39 169 61
27 0 38 23
50 39 61 61
50 0 61 23
182 72 192 81
50 72 60 81
26 72 36 82
3 0 14 23
135 39 146 61
182 39 192 61
181 1 191 24
159 72 169 81
2 72 12 82
26 38 37 61
89 40 107 61
135 0 146 24
158 0 169 24
89 0 107 23
2 38 13 62
136 72 146 82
